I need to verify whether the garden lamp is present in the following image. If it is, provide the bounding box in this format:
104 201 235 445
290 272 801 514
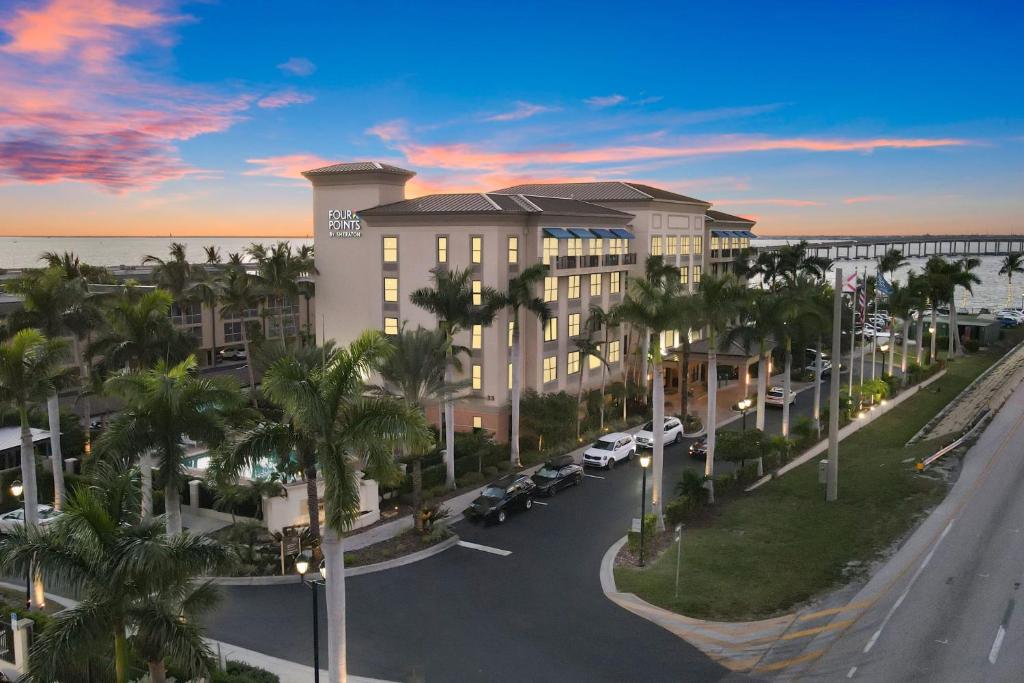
10 480 23 498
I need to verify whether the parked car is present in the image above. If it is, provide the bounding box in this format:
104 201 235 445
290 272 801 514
635 417 684 449
531 454 583 496
765 386 797 406
465 474 536 524
688 438 707 460
0 504 61 533
996 309 1024 324
218 347 248 361
804 349 833 376
582 432 636 469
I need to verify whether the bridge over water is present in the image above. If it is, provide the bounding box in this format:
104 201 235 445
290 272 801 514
760 234 1024 261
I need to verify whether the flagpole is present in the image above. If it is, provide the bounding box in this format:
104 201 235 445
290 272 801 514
848 273 856 396
859 267 866 389
828 268 843 502
871 267 878 382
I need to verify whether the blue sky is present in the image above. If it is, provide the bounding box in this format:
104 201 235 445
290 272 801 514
0 0 1021 236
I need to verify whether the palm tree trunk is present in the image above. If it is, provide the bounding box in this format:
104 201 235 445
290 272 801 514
576 360 588 441
929 307 937 364
755 349 767 431
412 458 424 532
19 408 46 610
46 392 66 511
915 312 925 366
242 324 257 406
510 313 522 467
304 463 321 541
210 302 218 367
640 331 650 406
165 482 183 535
651 351 666 531
680 337 691 420
444 348 456 489
705 347 718 504
781 340 792 438
947 301 956 359
901 318 911 385
887 320 896 378
1007 277 1014 308
148 660 167 683
140 453 154 520
323 527 348 683
114 627 129 683
599 326 609 431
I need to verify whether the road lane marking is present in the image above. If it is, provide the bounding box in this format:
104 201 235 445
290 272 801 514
846 666 857 678
456 540 511 556
584 474 605 479
864 518 955 653
988 626 1006 664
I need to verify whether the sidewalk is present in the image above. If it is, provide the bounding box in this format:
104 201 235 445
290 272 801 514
210 639 395 683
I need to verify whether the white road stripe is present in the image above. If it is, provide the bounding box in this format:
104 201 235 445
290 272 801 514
457 540 512 556
584 474 605 479
531 500 549 506
846 666 858 678
988 626 1006 664
864 518 955 653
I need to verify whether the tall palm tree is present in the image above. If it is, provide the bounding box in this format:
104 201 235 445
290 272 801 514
410 267 499 487
203 245 222 264
638 256 680 403
88 289 194 374
144 242 203 302
691 273 746 503
587 304 617 431
187 273 223 367
999 253 1024 307
951 257 982 356
725 290 783 432
777 240 832 283
877 248 909 284
95 356 243 533
492 263 550 466
253 241 303 343
571 333 608 441
262 330 432 681
40 250 114 283
0 329 68 608
615 275 692 529
775 280 823 437
887 279 918 383
218 267 262 401
923 256 953 364
0 462 228 683
374 325 468 529
746 250 783 290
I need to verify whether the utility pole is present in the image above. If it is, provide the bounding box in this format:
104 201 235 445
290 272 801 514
828 268 843 502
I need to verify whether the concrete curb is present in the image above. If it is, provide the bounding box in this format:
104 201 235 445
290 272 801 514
208 534 460 586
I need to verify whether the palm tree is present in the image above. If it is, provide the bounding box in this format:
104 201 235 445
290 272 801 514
374 325 468 529
492 263 550 466
691 273 746 503
999 253 1024 307
204 245 222 264
951 257 982 356
0 462 228 683
571 334 608 441
725 290 783 433
410 267 499 488
218 267 262 401
923 257 953 364
746 250 783 289
253 241 302 343
777 240 832 283
187 273 224 367
877 248 909 284
587 304 617 431
0 329 67 608
775 280 823 437
95 356 243 533
638 256 680 403
887 279 918 383
262 330 432 681
88 289 194 374
144 242 203 302
615 274 692 529
40 250 114 283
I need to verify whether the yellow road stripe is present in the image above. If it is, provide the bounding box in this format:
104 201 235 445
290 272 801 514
782 619 854 640
797 601 870 622
754 650 824 673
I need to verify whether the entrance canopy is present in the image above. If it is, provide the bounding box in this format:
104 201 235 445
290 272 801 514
669 337 775 366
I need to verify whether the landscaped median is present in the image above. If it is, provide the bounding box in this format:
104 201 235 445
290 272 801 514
614 349 1006 624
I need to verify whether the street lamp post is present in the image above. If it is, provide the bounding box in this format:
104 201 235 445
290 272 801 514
737 398 752 431
296 552 327 682
638 454 651 567
9 480 29 609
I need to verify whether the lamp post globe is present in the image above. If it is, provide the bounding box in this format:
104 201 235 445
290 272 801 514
10 480 23 498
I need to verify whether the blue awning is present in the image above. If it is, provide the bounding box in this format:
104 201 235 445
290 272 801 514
712 229 755 238
543 227 574 239
590 228 617 238
568 228 595 239
610 228 635 239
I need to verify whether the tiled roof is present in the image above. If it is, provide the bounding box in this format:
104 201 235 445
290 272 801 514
302 161 416 177
706 209 756 225
492 181 709 205
360 193 632 218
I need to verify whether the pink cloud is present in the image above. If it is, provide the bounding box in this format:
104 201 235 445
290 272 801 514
484 101 559 122
366 120 410 143
257 90 314 109
713 198 824 207
843 194 897 204
277 56 316 76
585 94 627 108
244 154 334 179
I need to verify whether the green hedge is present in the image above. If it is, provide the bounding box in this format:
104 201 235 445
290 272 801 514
211 661 281 683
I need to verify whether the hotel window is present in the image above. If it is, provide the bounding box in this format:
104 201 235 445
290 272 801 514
382 236 398 263
610 272 621 294
383 277 398 302
223 321 242 343
508 362 513 389
507 236 518 264
471 236 482 264
680 236 691 255
543 237 558 264
680 266 689 285
473 416 483 429
544 317 558 342
543 276 558 302
589 344 604 370
543 356 557 383
711 236 720 252
590 273 602 297
667 236 677 255
608 340 621 363
568 351 581 375
567 238 582 257
471 324 482 349
472 364 482 390
590 238 603 255
608 238 620 255
384 317 399 335
651 236 663 256
568 275 580 299
437 236 448 263
568 312 581 337
694 236 703 253
508 320 515 347
694 265 702 283
472 280 482 305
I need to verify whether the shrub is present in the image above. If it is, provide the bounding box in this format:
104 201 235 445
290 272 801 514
626 513 657 554
964 338 980 353
482 465 498 478
675 469 707 501
665 495 700 526
456 471 485 489
426 485 447 500
519 389 578 450
211 661 280 683
791 416 819 449
495 461 512 473
420 503 450 532
682 413 703 433
714 472 737 495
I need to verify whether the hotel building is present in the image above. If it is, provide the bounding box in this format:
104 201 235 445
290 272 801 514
306 162 754 439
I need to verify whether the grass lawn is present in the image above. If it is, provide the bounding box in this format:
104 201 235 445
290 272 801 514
615 351 1002 621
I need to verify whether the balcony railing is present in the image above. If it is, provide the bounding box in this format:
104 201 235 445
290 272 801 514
623 253 637 265
602 254 620 267
551 253 637 269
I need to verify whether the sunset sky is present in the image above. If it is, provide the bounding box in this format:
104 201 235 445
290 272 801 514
0 0 1021 237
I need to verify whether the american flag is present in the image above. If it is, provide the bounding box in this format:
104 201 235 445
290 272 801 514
857 285 867 324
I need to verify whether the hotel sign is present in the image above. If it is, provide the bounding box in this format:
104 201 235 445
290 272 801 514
328 209 362 238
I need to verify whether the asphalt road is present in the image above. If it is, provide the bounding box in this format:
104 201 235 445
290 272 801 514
207 364 881 682
800 377 1024 682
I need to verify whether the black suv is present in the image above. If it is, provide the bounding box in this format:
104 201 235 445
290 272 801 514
531 454 583 496
465 474 536 524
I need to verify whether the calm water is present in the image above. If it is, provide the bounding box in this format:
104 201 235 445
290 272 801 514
754 238 1018 312
0 236 313 270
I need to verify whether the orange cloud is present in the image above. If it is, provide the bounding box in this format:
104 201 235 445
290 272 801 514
713 197 824 207
365 120 410 143
244 154 334 179
257 90 314 109
843 194 897 204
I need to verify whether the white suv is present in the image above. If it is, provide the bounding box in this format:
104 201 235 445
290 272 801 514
635 418 683 449
583 433 636 469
